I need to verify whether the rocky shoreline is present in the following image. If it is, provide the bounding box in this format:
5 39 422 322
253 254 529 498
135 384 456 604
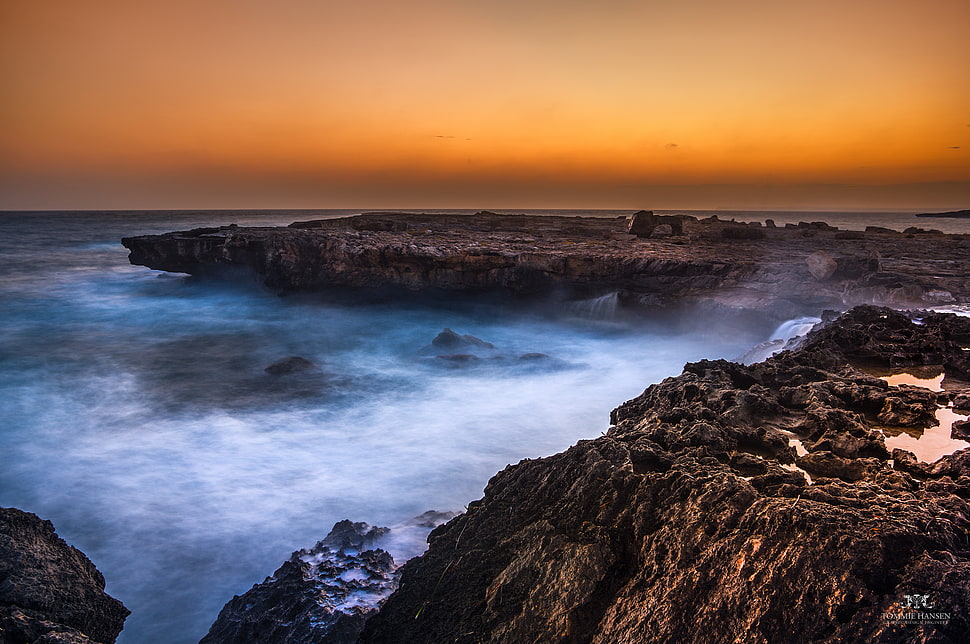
7 212 970 643
180 305 970 643
121 211 970 320
356 306 970 643
6 306 969 642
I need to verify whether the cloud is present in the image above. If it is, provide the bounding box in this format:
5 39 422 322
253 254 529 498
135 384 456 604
665 143 679 150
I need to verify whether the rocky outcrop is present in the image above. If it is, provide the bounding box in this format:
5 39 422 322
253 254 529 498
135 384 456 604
121 212 970 319
0 508 129 644
200 512 455 644
359 307 970 643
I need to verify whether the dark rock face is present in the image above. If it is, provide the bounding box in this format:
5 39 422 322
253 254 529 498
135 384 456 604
430 328 494 351
121 212 970 318
200 521 395 644
359 307 970 643
0 508 129 644
200 512 456 644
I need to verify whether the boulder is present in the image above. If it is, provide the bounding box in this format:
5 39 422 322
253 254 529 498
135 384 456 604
430 328 494 351
264 356 317 375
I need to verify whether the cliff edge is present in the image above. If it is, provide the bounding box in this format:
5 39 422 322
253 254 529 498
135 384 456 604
122 212 970 319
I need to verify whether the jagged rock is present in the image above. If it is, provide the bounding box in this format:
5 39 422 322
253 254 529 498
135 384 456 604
359 308 970 643
200 513 455 644
200 521 395 644
954 392 970 412
953 419 970 441
0 508 129 644
121 212 970 316
264 356 317 375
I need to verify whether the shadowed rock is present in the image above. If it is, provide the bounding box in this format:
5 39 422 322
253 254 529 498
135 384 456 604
0 508 129 644
264 356 317 375
122 212 970 317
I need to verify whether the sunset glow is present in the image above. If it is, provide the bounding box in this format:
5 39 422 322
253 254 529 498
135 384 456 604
2 0 968 209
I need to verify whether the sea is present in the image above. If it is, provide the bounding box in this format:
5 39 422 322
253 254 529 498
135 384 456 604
1 208 968 643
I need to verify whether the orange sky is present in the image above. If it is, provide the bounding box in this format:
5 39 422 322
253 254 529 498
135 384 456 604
1 0 968 210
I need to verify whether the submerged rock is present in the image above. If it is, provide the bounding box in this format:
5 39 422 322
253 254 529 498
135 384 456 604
264 356 317 375
429 328 494 351
359 307 970 643
0 507 129 644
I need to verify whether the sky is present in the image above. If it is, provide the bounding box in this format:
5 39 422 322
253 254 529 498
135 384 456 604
1 0 968 211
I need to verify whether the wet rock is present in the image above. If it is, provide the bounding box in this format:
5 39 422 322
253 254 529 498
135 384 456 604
952 392 970 412
430 328 494 351
200 515 453 644
432 354 480 365
200 529 394 644
952 419 970 441
264 356 317 375
0 508 129 644
359 308 970 643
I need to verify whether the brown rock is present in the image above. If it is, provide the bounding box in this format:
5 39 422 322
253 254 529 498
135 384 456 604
806 251 838 281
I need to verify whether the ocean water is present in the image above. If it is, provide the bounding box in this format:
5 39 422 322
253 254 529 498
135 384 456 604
0 208 966 643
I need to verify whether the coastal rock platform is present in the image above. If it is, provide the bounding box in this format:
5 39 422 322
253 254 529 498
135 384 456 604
359 306 970 643
122 211 970 319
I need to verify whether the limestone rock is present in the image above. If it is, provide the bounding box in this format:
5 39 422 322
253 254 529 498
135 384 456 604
122 212 970 316
359 307 970 643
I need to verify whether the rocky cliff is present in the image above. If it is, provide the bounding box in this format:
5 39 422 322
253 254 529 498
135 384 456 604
0 507 129 644
121 212 970 319
357 306 970 643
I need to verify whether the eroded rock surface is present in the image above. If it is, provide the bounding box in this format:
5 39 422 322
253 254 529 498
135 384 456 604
0 508 129 644
121 212 970 318
359 307 970 643
200 512 455 644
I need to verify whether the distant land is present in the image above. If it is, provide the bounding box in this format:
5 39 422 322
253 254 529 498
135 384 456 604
916 209 970 218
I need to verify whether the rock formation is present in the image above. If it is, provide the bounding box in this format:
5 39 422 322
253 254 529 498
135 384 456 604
358 307 970 643
121 212 970 320
200 512 455 644
0 507 129 644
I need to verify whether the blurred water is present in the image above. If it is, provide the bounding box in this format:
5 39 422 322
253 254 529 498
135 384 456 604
1 208 961 643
